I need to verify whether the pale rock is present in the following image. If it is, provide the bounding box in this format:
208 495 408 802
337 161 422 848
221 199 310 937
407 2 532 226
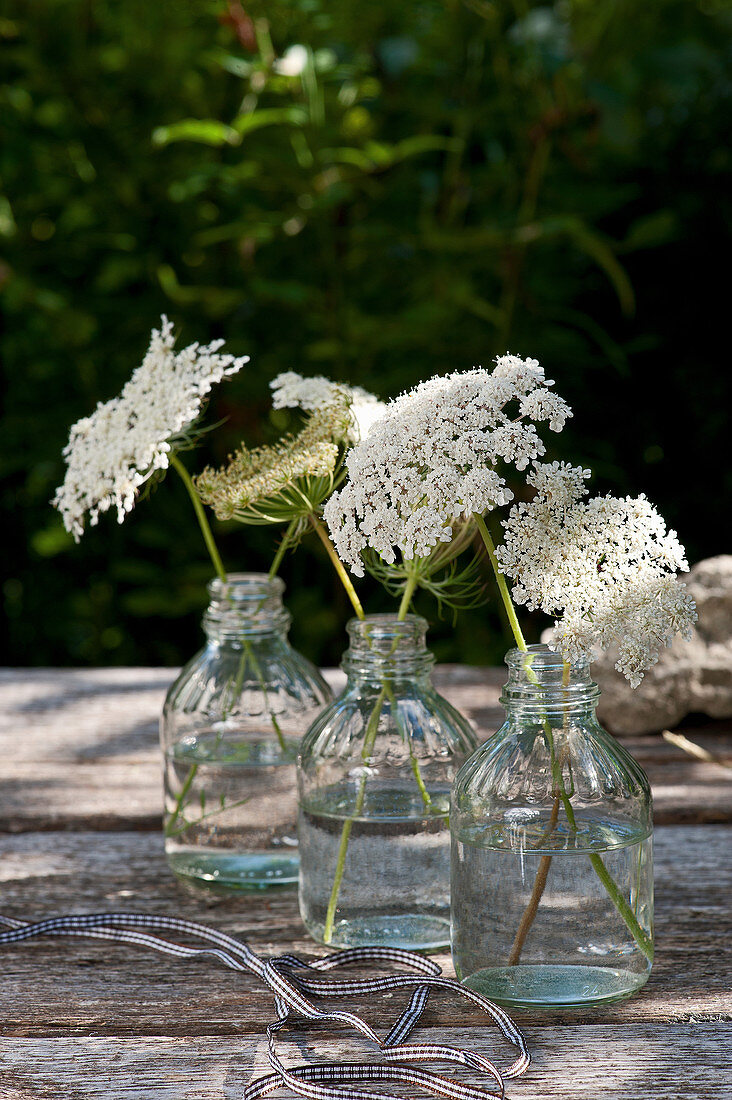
540 556 732 734
592 556 732 734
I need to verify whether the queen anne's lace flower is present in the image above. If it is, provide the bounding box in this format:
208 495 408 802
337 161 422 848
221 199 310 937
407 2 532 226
495 461 697 685
195 397 353 522
53 318 249 539
324 355 571 576
270 371 386 442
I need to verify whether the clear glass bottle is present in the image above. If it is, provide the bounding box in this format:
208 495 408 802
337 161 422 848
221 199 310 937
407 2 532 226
298 614 478 950
451 644 653 1009
161 573 332 892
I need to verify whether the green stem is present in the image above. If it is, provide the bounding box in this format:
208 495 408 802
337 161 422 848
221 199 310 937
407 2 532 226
269 518 300 579
170 453 226 583
474 513 526 650
508 660 568 962
310 514 365 621
513 655 653 963
165 591 289 843
164 759 197 838
395 563 432 806
397 567 419 621
323 685 387 943
322 561 433 943
475 514 652 963
165 640 243 842
244 638 287 752
550 750 653 962
385 679 432 809
164 639 287 839
164 454 226 839
589 852 653 958
165 795 253 840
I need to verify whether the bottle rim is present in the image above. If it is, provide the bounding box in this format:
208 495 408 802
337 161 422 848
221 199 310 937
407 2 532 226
346 612 428 637
205 572 290 638
207 572 285 601
501 643 599 708
504 642 588 671
343 613 433 676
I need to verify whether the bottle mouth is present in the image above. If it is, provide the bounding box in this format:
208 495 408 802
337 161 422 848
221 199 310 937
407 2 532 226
504 642 573 668
205 572 290 637
347 612 427 641
207 572 285 602
343 614 433 674
502 644 599 708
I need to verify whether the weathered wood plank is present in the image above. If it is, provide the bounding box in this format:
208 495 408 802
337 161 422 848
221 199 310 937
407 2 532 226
0 828 730 1036
1 669 729 1095
5 667 731 763
1 668 730 831
2 755 729 832
0 763 162 832
0 668 176 762
0 1024 730 1100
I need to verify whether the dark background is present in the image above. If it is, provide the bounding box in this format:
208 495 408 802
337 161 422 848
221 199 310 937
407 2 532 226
1 0 730 669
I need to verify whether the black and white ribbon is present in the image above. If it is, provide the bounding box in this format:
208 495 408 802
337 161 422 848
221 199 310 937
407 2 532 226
0 911 529 1099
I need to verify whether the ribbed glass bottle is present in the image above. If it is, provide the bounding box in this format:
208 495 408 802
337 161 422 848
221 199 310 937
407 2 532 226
160 573 332 892
451 644 653 1008
298 614 478 950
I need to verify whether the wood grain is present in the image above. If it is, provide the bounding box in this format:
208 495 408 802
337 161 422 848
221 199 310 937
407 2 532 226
0 1024 730 1100
1 667 730 1099
0 827 730 1037
1 669 730 831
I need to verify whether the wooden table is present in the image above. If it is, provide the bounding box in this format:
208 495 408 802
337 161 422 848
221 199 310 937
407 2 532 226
1 667 731 1099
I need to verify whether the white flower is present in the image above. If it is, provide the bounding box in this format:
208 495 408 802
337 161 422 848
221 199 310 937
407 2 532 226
324 354 572 576
270 371 386 443
53 317 249 539
496 462 697 685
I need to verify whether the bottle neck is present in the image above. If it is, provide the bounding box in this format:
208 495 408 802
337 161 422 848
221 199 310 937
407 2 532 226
341 614 434 686
500 644 599 721
203 573 291 644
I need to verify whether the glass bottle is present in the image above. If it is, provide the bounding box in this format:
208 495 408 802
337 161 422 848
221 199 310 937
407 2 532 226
298 614 478 950
160 573 332 892
451 644 653 1009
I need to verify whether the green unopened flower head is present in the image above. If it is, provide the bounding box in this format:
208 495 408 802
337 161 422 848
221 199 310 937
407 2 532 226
195 397 353 526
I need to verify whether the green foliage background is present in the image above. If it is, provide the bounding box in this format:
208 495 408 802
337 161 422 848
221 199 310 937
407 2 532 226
2 0 730 669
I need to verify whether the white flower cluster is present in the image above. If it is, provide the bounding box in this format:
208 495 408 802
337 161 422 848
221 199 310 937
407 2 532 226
496 462 697 685
324 355 571 576
270 371 386 443
53 318 249 540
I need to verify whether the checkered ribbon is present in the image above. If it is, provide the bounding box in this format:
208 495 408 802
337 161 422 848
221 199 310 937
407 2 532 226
0 911 529 1099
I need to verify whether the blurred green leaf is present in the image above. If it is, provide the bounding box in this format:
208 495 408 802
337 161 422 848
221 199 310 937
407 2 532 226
619 210 680 253
152 119 242 147
525 216 635 316
0 195 17 237
325 135 459 173
232 106 308 136
30 524 73 558
156 265 245 315
559 219 635 316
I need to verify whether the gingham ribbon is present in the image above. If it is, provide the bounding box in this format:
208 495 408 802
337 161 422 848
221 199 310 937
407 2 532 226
0 911 529 1099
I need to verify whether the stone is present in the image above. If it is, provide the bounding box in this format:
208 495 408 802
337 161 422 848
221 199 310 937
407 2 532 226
541 556 732 735
589 556 732 734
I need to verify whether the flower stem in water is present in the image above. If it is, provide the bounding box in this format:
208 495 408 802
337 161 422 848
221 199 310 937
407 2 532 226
476 512 653 963
322 685 387 943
